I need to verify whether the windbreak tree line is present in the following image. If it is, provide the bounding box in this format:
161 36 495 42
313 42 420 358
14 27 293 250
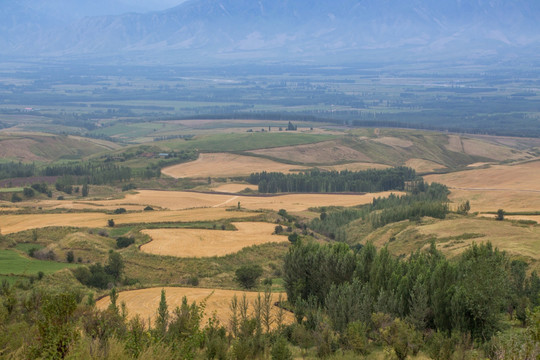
248 167 417 193
309 181 450 240
0 162 36 180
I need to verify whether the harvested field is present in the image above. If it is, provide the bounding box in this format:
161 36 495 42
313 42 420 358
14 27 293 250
141 222 287 257
0 208 254 234
249 141 371 164
426 161 540 212
1 189 399 214
448 189 540 213
405 158 445 173
461 138 523 160
373 136 413 148
445 135 464 152
162 153 309 178
85 190 395 212
96 287 293 328
211 183 258 193
319 162 389 172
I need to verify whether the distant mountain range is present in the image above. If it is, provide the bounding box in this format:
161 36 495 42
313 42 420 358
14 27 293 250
2 0 540 64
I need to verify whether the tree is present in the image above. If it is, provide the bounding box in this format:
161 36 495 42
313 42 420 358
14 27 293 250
23 187 34 197
155 289 169 337
66 250 74 263
457 200 470 215
116 237 134 249
108 219 115 227
496 209 505 221
105 251 124 281
235 265 263 289
33 293 79 359
82 183 89 197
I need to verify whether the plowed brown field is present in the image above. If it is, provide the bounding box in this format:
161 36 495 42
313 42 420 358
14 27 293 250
140 222 287 257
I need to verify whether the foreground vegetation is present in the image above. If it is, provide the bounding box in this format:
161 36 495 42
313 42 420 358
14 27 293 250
0 239 538 359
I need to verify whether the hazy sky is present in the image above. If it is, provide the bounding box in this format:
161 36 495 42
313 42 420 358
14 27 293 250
126 0 188 11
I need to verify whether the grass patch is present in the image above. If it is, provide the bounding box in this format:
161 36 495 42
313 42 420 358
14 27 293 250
0 187 23 193
162 132 335 152
0 274 29 285
0 249 79 276
107 226 135 237
14 242 44 254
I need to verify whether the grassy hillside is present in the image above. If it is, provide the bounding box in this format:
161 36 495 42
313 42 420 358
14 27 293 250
0 133 120 162
247 128 538 171
160 132 336 152
353 214 540 271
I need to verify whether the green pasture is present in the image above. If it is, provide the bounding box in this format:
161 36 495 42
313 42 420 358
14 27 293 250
0 249 79 276
162 132 336 152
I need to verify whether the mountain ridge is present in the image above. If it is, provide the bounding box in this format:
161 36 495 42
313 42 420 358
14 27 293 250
2 0 540 64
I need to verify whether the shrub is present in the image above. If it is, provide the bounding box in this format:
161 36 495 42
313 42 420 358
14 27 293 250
122 183 137 191
235 264 263 289
11 193 22 202
187 276 199 286
143 206 154 211
108 219 115 227
288 233 299 243
66 251 74 263
113 208 127 214
23 187 34 197
116 237 135 249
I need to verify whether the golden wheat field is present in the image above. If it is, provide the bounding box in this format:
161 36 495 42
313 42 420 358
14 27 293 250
52 189 397 212
425 161 540 212
210 183 259 193
0 208 254 234
319 162 389 172
96 287 294 328
140 222 287 257
162 153 309 178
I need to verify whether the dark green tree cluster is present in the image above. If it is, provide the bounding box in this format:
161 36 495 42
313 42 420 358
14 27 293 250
248 167 417 193
284 240 540 346
45 163 132 185
0 161 36 180
73 251 125 289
